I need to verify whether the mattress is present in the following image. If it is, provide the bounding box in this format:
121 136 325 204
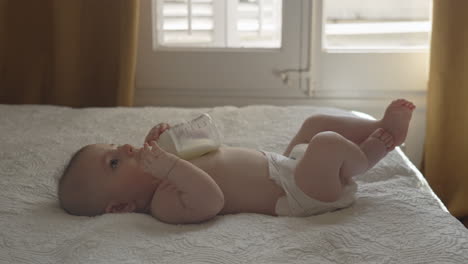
1 104 467 264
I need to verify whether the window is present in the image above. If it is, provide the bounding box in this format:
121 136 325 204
309 0 432 98
323 0 431 51
137 0 431 107
156 0 282 48
136 0 310 106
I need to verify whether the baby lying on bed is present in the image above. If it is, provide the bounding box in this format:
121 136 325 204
58 99 415 224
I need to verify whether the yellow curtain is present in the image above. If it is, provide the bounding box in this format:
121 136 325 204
0 0 139 107
424 0 468 226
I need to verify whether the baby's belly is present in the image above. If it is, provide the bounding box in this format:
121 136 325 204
190 147 285 215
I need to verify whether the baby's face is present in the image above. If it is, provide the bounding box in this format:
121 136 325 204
79 144 158 207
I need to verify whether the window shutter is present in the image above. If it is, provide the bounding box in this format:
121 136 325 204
157 0 282 48
160 0 215 45
236 0 281 48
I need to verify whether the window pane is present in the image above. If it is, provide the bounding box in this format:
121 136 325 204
324 0 432 50
236 0 282 48
163 3 188 16
163 18 188 30
192 18 213 30
163 31 213 44
156 0 282 48
192 3 213 16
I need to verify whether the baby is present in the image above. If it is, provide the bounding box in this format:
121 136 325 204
58 99 415 224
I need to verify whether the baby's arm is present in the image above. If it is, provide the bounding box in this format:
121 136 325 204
141 141 224 224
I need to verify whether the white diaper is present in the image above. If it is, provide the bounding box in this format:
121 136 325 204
263 144 357 217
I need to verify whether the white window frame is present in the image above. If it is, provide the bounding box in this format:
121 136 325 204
136 0 311 107
137 0 429 106
155 0 283 49
308 0 430 99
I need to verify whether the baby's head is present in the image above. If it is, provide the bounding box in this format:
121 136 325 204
58 144 158 216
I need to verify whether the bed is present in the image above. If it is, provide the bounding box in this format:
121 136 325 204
1 104 467 264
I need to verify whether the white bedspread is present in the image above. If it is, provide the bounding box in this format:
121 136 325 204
1 104 467 264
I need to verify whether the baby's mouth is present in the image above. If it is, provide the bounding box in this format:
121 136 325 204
133 147 142 153
130 145 143 155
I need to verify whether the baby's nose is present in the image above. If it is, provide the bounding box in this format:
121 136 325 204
119 144 136 155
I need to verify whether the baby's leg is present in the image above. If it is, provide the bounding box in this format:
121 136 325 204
284 99 415 156
294 129 394 203
284 114 382 156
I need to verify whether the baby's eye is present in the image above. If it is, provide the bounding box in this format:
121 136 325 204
110 159 119 169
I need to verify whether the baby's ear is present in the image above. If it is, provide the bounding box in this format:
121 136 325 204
104 201 136 214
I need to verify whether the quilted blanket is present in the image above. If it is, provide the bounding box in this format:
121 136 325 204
1 104 467 264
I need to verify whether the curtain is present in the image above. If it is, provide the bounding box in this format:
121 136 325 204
0 0 139 107
424 0 468 226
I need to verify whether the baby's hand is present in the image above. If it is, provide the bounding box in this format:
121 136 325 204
139 141 178 180
144 123 171 144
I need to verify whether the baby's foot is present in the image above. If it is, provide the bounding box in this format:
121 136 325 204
381 99 415 147
360 128 394 169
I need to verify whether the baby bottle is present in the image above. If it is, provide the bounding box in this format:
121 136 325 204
157 113 222 160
